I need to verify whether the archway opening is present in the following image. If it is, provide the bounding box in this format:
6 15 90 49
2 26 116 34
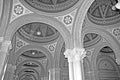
2 22 69 80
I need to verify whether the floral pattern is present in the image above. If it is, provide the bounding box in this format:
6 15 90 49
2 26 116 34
63 15 73 25
14 4 24 15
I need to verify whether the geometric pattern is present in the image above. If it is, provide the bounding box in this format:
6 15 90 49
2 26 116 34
87 0 120 25
20 0 79 13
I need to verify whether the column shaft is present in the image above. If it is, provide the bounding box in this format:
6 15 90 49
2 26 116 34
0 41 11 80
73 61 83 80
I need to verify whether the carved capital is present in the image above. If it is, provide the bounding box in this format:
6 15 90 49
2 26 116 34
64 49 74 62
64 48 86 62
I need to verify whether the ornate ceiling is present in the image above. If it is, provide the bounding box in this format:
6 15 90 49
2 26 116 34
20 0 79 13
18 22 60 43
87 0 120 25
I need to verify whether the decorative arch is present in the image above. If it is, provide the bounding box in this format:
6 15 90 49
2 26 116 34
91 43 120 80
82 27 120 61
4 13 71 49
9 45 54 68
73 0 94 48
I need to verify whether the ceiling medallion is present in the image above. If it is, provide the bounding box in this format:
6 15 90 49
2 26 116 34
18 22 60 43
87 0 120 25
20 0 79 13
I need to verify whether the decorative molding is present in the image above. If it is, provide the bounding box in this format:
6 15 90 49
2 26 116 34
55 9 78 33
10 0 33 23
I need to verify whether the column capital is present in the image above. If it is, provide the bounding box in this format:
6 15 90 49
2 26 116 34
64 48 86 62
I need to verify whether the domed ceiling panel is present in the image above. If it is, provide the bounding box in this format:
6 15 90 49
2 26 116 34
18 22 59 43
87 0 120 25
21 50 46 59
84 33 101 48
20 0 79 13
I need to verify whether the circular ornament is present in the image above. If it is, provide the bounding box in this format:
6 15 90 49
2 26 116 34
14 4 24 15
49 45 55 51
16 41 24 48
112 28 120 36
87 0 120 25
20 0 79 13
63 15 73 25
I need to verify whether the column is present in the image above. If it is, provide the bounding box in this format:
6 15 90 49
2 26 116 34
64 49 74 80
64 48 86 80
0 40 11 80
72 48 86 80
